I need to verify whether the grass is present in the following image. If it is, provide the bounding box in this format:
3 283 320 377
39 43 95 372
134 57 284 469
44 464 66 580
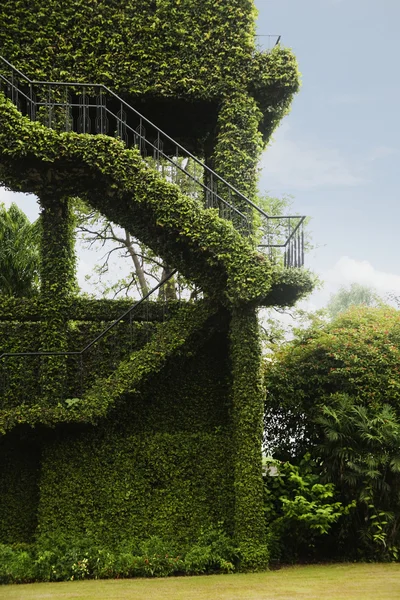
2 564 400 600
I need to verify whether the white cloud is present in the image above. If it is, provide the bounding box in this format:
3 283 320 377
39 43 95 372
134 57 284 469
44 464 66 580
308 256 400 309
0 187 40 222
260 124 366 191
325 256 400 295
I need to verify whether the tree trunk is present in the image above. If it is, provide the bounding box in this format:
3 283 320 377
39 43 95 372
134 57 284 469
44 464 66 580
158 263 177 300
124 230 149 297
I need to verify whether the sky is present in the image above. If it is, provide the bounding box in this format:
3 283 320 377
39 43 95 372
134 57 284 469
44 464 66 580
256 0 400 307
1 0 399 308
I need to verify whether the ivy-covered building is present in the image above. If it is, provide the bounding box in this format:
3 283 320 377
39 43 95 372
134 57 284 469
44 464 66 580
0 0 313 569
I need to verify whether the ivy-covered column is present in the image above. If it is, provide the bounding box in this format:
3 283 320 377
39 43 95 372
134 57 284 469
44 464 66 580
229 304 268 570
38 194 76 402
211 92 263 230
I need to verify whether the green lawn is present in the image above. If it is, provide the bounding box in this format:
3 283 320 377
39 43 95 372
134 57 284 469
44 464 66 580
2 564 400 600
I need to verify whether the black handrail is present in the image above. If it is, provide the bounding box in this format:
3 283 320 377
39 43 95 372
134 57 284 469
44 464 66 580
0 55 306 267
0 269 177 362
254 34 282 47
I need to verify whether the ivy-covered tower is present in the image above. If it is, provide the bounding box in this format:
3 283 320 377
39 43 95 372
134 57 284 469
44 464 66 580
0 0 312 570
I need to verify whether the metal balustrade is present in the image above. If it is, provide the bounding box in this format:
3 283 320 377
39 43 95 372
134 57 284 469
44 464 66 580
0 271 177 406
0 55 305 267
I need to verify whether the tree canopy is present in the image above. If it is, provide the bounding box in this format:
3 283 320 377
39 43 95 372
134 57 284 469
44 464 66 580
327 283 381 319
264 305 400 457
263 305 400 560
0 202 40 297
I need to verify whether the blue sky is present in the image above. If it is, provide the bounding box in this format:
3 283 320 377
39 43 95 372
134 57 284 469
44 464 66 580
1 0 399 306
256 0 400 305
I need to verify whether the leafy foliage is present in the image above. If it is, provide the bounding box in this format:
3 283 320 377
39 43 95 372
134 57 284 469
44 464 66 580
0 0 310 574
0 1 299 143
0 318 236 549
263 306 400 561
230 306 269 570
317 394 400 560
264 306 400 458
0 300 220 432
0 202 40 297
264 456 352 563
327 283 381 319
0 525 237 584
211 92 263 212
38 195 77 400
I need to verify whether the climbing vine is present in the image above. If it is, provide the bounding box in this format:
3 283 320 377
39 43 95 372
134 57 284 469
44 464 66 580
211 92 263 223
0 0 299 142
0 0 310 573
230 305 269 570
38 195 76 400
0 300 221 433
0 96 313 307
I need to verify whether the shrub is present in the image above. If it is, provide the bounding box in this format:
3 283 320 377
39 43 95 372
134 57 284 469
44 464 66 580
264 456 351 563
0 544 35 584
0 526 239 584
183 525 237 574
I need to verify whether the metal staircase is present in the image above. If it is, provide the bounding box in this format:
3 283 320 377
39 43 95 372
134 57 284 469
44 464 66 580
0 271 178 407
0 55 305 268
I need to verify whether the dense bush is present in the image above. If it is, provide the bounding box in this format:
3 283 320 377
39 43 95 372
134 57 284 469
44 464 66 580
0 525 237 584
0 544 35 584
316 394 400 561
266 307 400 448
264 306 400 459
263 307 400 562
263 455 351 564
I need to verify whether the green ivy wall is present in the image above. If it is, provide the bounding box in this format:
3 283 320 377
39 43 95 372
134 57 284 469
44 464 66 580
0 430 41 544
0 0 299 144
0 0 311 571
0 322 234 547
36 329 234 547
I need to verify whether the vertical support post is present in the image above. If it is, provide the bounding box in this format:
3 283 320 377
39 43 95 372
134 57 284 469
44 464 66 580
211 92 263 235
39 194 76 403
79 354 84 397
229 305 268 570
129 311 133 353
100 88 104 133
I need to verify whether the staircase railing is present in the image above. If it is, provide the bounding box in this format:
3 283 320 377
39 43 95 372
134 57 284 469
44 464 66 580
0 55 305 267
255 34 282 50
0 270 177 407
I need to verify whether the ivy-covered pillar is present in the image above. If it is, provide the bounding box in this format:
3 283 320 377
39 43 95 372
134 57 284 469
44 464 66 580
38 194 76 401
210 92 263 231
229 304 268 570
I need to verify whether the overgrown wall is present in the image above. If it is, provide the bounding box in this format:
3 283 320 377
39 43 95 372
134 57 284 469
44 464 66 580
0 1 300 144
0 310 157 409
0 0 308 567
0 430 41 544
36 329 234 546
